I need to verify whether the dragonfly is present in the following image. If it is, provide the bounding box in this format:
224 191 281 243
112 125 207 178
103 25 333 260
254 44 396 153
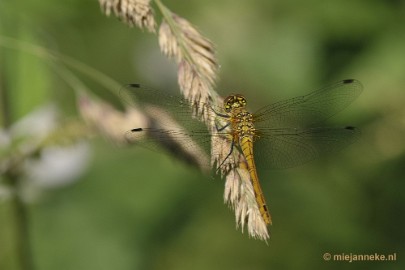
121 79 362 225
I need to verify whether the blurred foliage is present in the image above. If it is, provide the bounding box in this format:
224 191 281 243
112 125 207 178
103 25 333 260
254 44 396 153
1 0 405 270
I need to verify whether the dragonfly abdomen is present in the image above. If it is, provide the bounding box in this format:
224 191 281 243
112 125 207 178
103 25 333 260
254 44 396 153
239 136 272 225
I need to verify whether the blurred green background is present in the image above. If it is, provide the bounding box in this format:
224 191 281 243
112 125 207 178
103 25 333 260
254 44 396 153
1 0 404 269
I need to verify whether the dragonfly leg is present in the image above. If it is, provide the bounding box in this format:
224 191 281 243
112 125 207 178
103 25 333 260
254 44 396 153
209 104 230 118
215 122 230 132
216 139 235 173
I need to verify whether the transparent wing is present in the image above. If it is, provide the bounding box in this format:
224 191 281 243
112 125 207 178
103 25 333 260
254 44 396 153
125 127 211 152
121 84 233 171
124 126 212 170
254 126 360 169
120 83 223 127
253 79 363 128
121 84 210 154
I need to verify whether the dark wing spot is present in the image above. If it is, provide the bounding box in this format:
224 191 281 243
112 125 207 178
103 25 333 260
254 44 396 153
343 79 354 84
131 128 143 132
128 83 141 88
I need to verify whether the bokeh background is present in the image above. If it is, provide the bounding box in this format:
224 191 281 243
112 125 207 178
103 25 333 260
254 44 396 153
1 0 404 269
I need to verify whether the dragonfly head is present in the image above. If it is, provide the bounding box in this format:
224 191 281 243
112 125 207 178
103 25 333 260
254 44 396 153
224 94 247 113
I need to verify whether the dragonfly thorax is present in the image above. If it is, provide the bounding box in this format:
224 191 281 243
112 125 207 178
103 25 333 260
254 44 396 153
224 94 247 113
231 110 256 138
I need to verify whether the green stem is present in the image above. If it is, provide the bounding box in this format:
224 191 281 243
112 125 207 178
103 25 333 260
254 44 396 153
1 48 35 269
10 175 35 270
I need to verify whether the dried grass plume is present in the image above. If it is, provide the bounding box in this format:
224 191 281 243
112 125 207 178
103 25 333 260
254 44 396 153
157 8 218 114
97 0 270 241
99 0 156 32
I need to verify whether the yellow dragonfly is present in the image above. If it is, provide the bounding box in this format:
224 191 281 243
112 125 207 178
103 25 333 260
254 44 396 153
122 79 362 225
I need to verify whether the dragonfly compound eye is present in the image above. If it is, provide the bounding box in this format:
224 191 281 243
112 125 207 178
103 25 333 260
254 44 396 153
235 95 247 108
224 94 247 112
